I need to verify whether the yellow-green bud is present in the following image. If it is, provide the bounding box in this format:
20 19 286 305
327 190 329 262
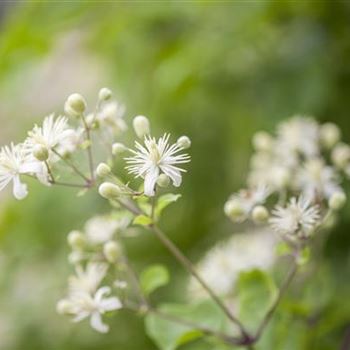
320 123 341 149
99 182 122 199
133 115 150 138
331 143 350 168
329 192 346 210
96 163 111 178
157 174 170 188
103 241 121 263
252 205 269 223
33 144 49 161
177 135 191 149
98 87 112 101
224 199 244 221
68 251 84 265
252 131 274 151
112 142 127 155
67 230 85 249
65 93 86 116
56 299 74 315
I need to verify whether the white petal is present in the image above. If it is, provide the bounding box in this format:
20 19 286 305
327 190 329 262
161 165 182 187
144 166 159 196
99 297 122 312
72 310 90 323
20 161 42 174
12 175 28 200
90 311 109 333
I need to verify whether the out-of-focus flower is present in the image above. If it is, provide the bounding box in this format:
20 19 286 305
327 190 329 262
125 133 190 196
96 101 127 135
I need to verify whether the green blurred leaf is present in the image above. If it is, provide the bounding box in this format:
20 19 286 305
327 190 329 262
145 300 225 350
237 269 277 333
155 193 181 218
140 264 170 296
133 214 153 226
296 247 310 266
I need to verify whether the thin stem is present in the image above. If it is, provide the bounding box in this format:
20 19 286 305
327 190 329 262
52 149 90 183
81 115 95 181
50 181 89 188
44 161 55 182
254 259 298 340
150 223 249 337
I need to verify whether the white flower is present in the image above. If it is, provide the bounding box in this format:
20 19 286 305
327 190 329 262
125 133 190 196
26 114 73 154
59 286 122 333
0 143 43 199
269 196 320 239
96 101 127 135
69 263 108 294
187 229 276 300
55 127 84 156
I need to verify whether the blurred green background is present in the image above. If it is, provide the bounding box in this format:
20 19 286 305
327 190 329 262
0 1 350 349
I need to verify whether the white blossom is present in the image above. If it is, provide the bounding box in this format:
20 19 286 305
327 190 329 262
125 133 190 196
96 101 127 135
269 196 320 240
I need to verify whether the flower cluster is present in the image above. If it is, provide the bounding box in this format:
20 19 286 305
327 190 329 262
225 116 347 242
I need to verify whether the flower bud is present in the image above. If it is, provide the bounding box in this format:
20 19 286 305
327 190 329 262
252 131 274 151
329 192 346 210
103 241 121 263
331 143 350 168
98 87 112 101
157 174 170 188
99 182 122 199
33 144 49 161
96 163 111 178
65 93 86 117
112 142 127 155
252 205 269 223
67 230 85 249
68 250 84 265
56 299 74 315
320 123 341 149
133 115 150 138
177 135 191 149
273 167 291 188
224 199 245 221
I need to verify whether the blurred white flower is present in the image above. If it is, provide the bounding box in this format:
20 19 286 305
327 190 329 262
187 229 276 300
0 143 43 199
125 133 190 196
270 196 320 240
96 101 127 135
58 286 122 333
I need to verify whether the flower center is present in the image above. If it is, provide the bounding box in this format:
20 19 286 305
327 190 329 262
149 142 161 164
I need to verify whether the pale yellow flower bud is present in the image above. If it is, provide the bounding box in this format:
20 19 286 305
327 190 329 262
67 230 85 249
133 115 150 138
252 131 274 151
99 182 122 199
331 143 350 168
112 142 127 155
65 93 86 117
96 163 111 178
224 199 244 221
252 205 269 223
33 144 49 161
103 241 121 263
157 174 170 188
329 192 346 210
320 123 341 149
177 135 191 149
98 87 112 101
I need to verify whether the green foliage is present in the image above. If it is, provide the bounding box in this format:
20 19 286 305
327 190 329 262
237 269 277 333
155 194 182 219
140 264 170 296
133 214 153 226
145 301 225 350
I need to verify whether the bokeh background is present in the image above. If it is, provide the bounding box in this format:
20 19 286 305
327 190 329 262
0 1 350 350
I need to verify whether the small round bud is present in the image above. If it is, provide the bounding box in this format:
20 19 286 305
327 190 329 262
329 192 346 210
68 250 84 265
65 93 86 116
67 230 85 249
103 241 121 263
112 142 127 155
133 115 150 139
252 131 274 151
177 135 191 149
33 144 49 161
96 163 111 178
320 123 341 149
252 205 269 223
224 199 245 222
157 174 170 188
98 87 112 101
99 182 122 199
331 143 350 168
273 167 291 188
56 299 74 315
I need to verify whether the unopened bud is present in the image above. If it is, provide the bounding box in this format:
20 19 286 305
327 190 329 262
329 192 346 210
98 87 112 101
252 131 274 151
252 205 269 223
224 199 245 221
112 142 127 155
331 143 350 168
33 144 49 161
67 230 85 249
56 299 74 315
133 115 150 138
65 93 86 117
103 241 121 263
320 123 341 149
157 174 170 188
68 251 84 265
96 163 111 178
273 167 291 188
99 182 122 199
177 135 191 149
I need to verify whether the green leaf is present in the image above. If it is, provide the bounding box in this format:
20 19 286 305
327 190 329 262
237 269 277 333
140 264 170 295
275 241 293 257
155 193 181 218
296 246 310 266
136 195 152 216
133 214 153 226
145 301 225 350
